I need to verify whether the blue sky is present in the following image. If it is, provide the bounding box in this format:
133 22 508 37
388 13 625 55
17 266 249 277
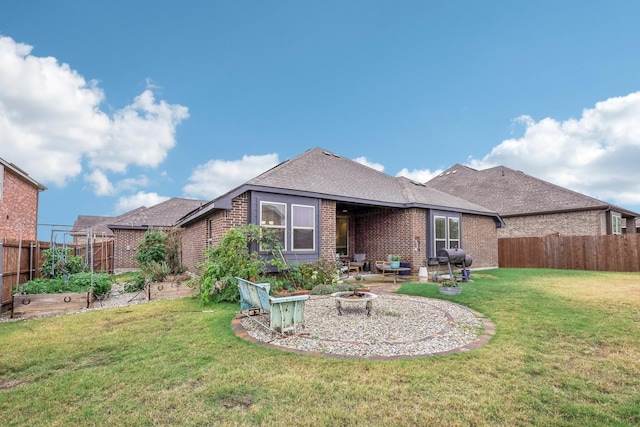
2 1 640 240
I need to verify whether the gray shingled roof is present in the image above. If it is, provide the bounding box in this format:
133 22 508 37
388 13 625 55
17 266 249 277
71 215 116 237
426 164 639 217
247 148 408 204
109 198 206 229
177 148 499 226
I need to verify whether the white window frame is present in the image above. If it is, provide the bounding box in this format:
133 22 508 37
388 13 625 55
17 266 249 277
291 204 315 251
434 214 461 254
448 217 460 249
434 216 447 253
260 201 287 251
612 214 622 235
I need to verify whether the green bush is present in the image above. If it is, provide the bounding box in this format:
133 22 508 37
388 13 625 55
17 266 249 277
15 273 113 298
133 231 166 267
141 260 170 283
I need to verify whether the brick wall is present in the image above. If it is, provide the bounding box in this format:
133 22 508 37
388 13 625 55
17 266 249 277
462 213 499 268
498 210 608 238
355 208 424 273
320 200 336 259
181 219 207 273
0 168 40 241
112 229 146 270
180 192 249 273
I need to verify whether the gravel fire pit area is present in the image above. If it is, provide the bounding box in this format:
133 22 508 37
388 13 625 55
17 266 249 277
234 294 494 360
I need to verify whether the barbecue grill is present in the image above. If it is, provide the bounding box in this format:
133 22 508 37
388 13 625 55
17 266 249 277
431 248 472 284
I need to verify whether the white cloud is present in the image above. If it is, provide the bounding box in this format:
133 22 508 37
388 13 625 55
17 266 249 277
183 153 280 199
396 167 443 183
469 91 640 209
115 191 170 214
353 157 384 172
0 35 188 191
84 170 150 197
84 170 114 196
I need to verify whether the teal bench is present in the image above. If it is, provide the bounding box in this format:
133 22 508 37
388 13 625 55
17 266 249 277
236 277 309 334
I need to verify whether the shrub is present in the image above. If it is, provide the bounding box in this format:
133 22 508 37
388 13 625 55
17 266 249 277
164 228 184 274
133 231 166 268
141 261 170 283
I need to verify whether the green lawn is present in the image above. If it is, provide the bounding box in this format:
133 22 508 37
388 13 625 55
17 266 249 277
1 269 639 426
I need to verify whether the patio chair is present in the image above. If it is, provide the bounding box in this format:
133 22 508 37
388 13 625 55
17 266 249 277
348 253 367 274
375 260 390 279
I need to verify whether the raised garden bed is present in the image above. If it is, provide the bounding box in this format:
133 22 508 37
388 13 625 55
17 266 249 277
11 273 112 320
12 292 94 319
146 281 198 301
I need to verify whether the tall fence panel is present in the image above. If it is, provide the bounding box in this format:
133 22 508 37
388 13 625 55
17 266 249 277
1 239 114 311
499 234 640 272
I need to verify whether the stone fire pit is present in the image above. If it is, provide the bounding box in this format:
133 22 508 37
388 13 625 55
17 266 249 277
332 291 378 316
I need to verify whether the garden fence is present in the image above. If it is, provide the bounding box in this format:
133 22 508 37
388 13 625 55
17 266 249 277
498 234 640 272
0 239 114 311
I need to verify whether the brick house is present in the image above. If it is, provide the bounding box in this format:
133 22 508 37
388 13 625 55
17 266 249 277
176 148 504 274
107 198 206 272
426 164 640 238
0 156 47 241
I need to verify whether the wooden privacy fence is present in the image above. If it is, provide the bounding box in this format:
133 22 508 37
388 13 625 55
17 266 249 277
499 234 640 272
0 239 114 311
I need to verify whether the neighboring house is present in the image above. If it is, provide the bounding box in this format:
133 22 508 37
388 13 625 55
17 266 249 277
426 164 640 238
176 147 504 274
0 157 47 241
71 215 117 245
108 198 206 271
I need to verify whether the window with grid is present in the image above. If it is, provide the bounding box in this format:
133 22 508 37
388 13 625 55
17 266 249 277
260 201 286 250
434 214 461 254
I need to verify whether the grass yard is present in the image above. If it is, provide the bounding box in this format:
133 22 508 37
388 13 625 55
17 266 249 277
1 268 639 426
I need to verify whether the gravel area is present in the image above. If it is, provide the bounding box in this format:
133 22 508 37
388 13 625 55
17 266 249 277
238 293 490 359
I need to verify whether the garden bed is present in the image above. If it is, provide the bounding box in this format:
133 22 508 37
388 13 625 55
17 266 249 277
146 281 198 301
12 292 94 319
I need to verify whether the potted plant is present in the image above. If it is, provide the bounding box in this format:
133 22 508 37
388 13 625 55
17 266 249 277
438 278 461 295
390 255 400 269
